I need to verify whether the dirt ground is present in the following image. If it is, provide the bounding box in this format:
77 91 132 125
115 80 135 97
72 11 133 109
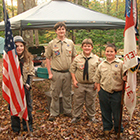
0 57 140 140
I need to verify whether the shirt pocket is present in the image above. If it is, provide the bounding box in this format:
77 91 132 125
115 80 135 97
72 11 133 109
53 48 60 58
90 63 97 73
66 47 72 57
112 67 121 80
77 62 85 72
101 67 108 77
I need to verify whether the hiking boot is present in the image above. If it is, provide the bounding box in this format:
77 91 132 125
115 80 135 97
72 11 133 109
48 116 56 121
71 117 80 123
12 131 20 137
104 130 110 136
116 132 123 138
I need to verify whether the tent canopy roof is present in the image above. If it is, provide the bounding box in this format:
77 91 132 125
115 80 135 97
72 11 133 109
0 0 125 31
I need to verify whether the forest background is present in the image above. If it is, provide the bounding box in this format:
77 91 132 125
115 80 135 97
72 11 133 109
0 1 140 139
0 0 140 57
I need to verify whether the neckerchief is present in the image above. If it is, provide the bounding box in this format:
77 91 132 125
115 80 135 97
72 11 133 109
83 57 91 80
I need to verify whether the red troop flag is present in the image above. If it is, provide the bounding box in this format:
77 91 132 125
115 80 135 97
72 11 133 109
2 0 28 121
123 0 138 119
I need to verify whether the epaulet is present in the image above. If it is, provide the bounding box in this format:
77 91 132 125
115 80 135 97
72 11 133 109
49 40 54 44
95 54 100 58
66 38 73 44
115 58 123 63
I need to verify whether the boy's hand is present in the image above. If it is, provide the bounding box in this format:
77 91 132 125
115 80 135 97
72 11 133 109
93 83 97 90
73 80 78 88
123 71 127 81
123 75 127 81
25 83 30 90
49 73 53 80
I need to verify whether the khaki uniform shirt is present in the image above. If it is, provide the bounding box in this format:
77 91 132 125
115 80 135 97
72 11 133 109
45 37 77 70
70 52 100 84
94 58 124 93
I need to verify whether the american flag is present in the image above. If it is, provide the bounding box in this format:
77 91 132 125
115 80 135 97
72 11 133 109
2 0 28 121
123 0 138 119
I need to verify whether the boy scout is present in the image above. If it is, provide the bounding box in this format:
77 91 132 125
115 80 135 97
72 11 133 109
94 43 126 135
45 22 77 121
69 38 100 123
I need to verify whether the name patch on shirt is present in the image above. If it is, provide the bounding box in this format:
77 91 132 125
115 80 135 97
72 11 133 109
101 66 108 71
53 46 59 49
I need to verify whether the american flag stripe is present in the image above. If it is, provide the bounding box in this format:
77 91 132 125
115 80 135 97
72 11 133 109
2 0 28 121
7 51 25 113
3 50 26 115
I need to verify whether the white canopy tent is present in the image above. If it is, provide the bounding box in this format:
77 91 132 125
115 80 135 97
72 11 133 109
0 0 125 31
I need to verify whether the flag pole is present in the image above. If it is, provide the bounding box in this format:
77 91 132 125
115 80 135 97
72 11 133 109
26 121 31 136
117 81 125 139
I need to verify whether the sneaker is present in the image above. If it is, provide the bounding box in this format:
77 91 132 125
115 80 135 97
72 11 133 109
48 116 56 121
89 117 98 123
71 117 80 123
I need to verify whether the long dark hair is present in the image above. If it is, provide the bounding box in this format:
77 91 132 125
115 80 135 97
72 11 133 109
23 47 33 63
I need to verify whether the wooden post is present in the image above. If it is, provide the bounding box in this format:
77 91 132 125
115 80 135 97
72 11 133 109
117 81 125 139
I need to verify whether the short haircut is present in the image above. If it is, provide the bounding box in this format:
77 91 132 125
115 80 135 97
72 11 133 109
105 42 117 52
82 38 93 47
54 22 66 30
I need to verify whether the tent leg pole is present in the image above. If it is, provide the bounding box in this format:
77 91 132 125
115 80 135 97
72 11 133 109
20 28 22 36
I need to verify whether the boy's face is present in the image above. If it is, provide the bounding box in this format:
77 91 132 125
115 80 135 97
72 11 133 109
55 26 66 38
105 47 117 61
82 43 93 56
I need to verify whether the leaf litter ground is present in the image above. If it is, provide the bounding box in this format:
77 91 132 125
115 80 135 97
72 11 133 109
0 58 140 140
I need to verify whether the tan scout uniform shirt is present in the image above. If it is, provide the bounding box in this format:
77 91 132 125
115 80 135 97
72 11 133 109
70 52 100 84
45 37 77 71
94 58 124 93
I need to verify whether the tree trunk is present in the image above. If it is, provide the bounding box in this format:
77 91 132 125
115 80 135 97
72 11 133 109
35 30 39 47
11 0 14 17
17 0 24 14
83 0 89 7
107 0 111 14
75 0 78 4
74 0 82 5
22 0 36 47
116 0 119 13
32 0 39 47
17 0 24 35
0 0 3 21
138 0 140 49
